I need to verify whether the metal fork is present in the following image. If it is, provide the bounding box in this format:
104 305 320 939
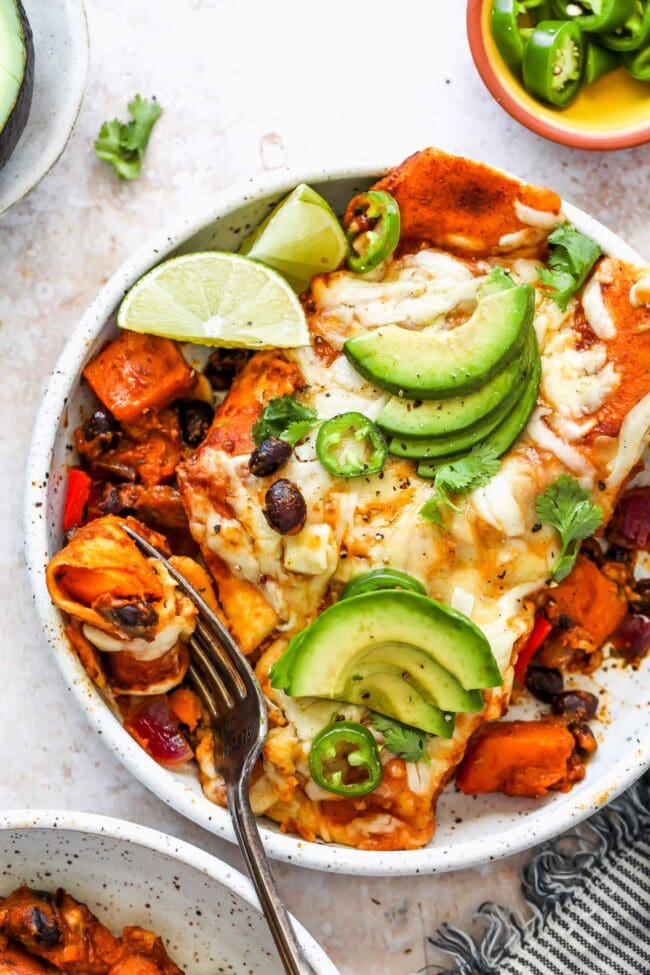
122 525 312 975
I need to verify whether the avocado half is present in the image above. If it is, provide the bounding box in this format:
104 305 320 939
271 590 501 736
0 0 34 169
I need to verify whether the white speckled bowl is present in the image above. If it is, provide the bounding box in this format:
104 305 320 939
0 0 88 216
24 162 650 876
0 811 338 974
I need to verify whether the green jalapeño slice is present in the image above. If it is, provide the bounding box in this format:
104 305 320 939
551 0 635 34
316 412 388 477
344 190 400 274
308 721 382 797
339 568 427 600
523 20 586 107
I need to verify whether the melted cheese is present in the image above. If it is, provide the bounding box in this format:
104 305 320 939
541 317 620 430
582 271 616 339
514 200 562 230
310 249 483 349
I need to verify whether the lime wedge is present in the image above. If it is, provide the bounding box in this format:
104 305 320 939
117 251 310 349
240 183 349 292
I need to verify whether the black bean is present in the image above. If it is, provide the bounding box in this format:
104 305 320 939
249 438 292 477
551 690 599 721
177 399 214 447
28 906 61 947
86 407 118 439
205 349 252 390
569 722 598 754
109 601 158 634
263 479 306 535
581 537 603 566
90 459 137 482
630 596 650 617
99 485 123 515
525 665 563 703
30 890 54 904
607 546 631 564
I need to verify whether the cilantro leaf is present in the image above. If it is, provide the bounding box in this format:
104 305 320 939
539 224 601 311
370 713 431 764
252 395 319 447
95 95 163 181
420 444 501 526
534 474 604 582
538 267 578 312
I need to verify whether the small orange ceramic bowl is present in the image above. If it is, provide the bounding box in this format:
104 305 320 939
467 0 650 150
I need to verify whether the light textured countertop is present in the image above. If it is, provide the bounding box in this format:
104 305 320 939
1 2 648 973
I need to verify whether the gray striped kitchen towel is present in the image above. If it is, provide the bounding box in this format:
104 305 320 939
429 772 650 975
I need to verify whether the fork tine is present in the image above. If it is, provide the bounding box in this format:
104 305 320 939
194 617 247 700
187 661 221 723
190 633 236 712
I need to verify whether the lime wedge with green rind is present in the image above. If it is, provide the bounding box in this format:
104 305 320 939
117 251 310 349
240 183 349 292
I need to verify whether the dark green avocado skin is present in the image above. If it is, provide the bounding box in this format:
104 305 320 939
0 0 34 169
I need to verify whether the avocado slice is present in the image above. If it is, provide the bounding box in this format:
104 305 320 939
388 332 534 459
343 672 456 738
344 282 534 399
0 0 33 168
344 643 484 713
378 346 528 440
417 336 542 478
388 362 529 458
276 588 500 696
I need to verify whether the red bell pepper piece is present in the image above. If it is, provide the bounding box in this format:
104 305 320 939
62 468 92 531
514 615 552 684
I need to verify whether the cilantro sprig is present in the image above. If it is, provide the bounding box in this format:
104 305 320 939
370 714 431 765
539 224 601 311
252 395 319 447
95 95 163 180
534 474 604 583
420 444 501 526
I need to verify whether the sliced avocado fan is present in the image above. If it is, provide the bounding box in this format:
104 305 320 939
270 590 501 737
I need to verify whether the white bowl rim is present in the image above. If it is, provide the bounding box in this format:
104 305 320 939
24 158 649 877
0 807 338 974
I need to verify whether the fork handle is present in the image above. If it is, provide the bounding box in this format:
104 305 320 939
227 780 313 975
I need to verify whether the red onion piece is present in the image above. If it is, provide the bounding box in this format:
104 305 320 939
608 488 650 550
124 695 193 766
611 615 650 664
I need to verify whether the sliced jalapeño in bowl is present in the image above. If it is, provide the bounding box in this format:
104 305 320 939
523 20 586 107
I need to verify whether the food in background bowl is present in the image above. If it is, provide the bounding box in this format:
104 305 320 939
0 0 34 167
0 886 181 974
0 813 338 972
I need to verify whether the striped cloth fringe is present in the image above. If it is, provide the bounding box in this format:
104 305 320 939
428 772 650 975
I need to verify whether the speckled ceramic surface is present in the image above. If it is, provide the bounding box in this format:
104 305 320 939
24 163 650 877
0 811 339 974
0 0 88 215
